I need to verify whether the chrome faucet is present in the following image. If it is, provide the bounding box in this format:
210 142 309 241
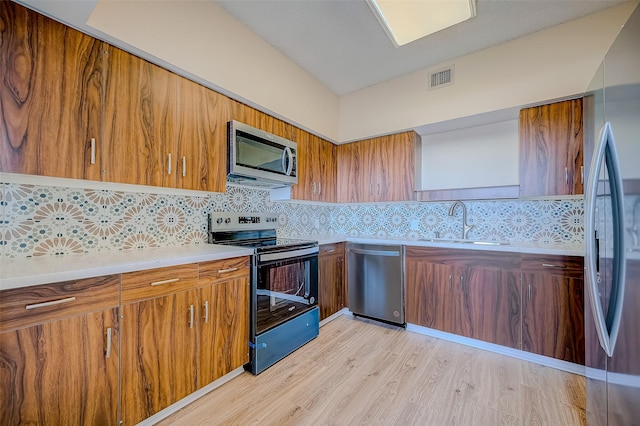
449 200 474 240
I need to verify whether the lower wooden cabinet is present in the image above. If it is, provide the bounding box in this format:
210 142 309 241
120 289 199 425
318 243 346 320
406 247 521 349
120 258 250 425
521 255 585 364
0 275 120 425
406 247 581 362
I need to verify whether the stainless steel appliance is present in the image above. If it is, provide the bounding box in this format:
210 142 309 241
208 212 318 374
227 120 298 188
584 4 640 424
347 243 405 326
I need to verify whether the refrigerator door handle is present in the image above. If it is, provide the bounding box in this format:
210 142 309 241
585 121 626 358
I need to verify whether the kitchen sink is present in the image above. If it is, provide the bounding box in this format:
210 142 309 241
418 238 510 246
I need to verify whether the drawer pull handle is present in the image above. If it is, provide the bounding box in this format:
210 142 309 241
168 153 172 175
105 327 112 359
182 156 187 177
25 296 76 310
323 249 335 254
189 304 194 329
204 300 209 324
218 267 238 274
150 278 180 286
542 263 566 269
90 138 96 164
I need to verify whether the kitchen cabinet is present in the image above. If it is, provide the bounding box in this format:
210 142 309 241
0 275 120 425
120 258 250 425
120 264 200 425
337 131 416 203
104 47 232 191
103 47 178 188
0 1 106 180
318 242 346 320
405 246 521 348
519 98 584 197
292 129 337 202
175 77 230 192
198 257 250 385
521 254 585 364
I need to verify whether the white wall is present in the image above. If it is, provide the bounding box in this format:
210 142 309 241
338 2 637 142
421 120 519 190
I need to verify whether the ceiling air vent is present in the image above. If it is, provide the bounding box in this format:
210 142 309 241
428 66 454 90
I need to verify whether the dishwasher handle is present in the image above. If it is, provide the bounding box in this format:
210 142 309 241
349 248 400 257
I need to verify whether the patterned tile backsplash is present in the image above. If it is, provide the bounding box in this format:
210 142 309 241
0 180 586 259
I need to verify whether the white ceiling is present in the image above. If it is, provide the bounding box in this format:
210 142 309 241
217 0 625 95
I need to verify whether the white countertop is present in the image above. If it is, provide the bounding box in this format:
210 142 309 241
313 235 584 257
0 245 254 291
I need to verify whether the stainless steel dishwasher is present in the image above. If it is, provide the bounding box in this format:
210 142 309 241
347 243 405 326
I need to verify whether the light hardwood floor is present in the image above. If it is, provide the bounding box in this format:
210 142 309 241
158 315 586 425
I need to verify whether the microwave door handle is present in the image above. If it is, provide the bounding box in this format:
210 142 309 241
284 147 294 176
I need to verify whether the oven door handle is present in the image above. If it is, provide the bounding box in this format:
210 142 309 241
259 246 319 262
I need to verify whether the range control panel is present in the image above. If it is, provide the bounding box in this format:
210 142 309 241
209 212 279 232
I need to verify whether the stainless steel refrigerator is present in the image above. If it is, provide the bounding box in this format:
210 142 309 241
583 4 640 424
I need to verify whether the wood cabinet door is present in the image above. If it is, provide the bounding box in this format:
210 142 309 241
120 290 198 425
405 258 455 333
176 77 229 192
197 275 249 388
318 244 346 320
522 273 584 364
519 98 583 197
0 308 119 425
337 140 371 202
104 47 177 187
376 132 416 202
0 2 105 180
317 136 337 202
291 128 315 200
461 267 521 348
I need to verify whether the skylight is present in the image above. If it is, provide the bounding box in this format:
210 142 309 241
367 0 477 47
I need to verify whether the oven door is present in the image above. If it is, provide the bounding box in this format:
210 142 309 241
255 246 318 335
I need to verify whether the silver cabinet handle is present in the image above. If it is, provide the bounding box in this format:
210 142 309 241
460 276 463 287
528 284 531 301
313 182 317 194
26 296 76 310
168 153 172 175
565 167 569 184
90 138 96 165
150 278 180 287
182 156 186 177
217 267 238 274
581 165 584 185
105 327 112 359
204 300 209 324
323 249 335 254
542 263 566 269
318 182 322 195
189 304 194 329
448 274 452 290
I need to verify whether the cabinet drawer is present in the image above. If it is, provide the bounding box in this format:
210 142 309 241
199 257 250 285
0 275 120 332
121 263 199 304
521 255 584 278
319 242 345 256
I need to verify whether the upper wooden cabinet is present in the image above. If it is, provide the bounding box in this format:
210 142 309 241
0 2 106 180
337 131 417 203
519 98 584 197
104 49 229 191
176 77 230 192
292 129 337 202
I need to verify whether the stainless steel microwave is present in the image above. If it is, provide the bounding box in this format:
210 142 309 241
227 120 298 188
